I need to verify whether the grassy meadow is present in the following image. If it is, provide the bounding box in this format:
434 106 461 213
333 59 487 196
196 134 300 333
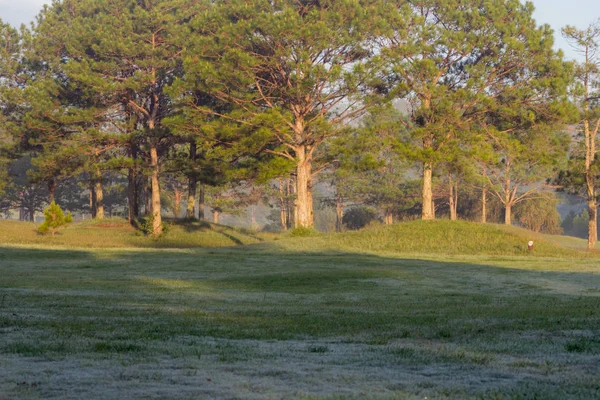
0 219 599 399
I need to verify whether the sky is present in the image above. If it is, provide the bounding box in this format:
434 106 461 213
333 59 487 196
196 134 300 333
1 0 599 61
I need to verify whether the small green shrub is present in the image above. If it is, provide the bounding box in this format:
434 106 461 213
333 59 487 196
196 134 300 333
38 202 73 237
342 206 379 230
289 227 319 237
138 213 171 237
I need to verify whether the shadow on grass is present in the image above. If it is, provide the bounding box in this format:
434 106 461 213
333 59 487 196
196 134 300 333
176 219 213 233
1 245 599 339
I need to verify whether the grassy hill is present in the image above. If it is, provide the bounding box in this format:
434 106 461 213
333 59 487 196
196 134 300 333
276 220 596 258
0 218 268 249
0 218 596 259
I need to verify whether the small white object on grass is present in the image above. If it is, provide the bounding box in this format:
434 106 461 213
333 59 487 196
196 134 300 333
528 241 534 250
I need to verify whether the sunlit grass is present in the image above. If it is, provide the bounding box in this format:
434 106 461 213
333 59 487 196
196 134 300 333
0 217 269 248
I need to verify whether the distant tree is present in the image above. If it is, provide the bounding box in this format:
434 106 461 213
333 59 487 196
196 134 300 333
562 209 592 239
515 194 562 234
561 20 600 249
330 106 417 225
343 207 379 231
38 202 73 236
485 126 569 225
204 184 243 224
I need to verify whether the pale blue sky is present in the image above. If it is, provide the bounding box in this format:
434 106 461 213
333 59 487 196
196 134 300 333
1 0 599 61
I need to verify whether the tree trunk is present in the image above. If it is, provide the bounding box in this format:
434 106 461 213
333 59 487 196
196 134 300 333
335 194 344 232
150 145 162 236
186 140 197 219
145 178 152 216
585 120 598 249
187 178 197 219
128 168 136 224
198 184 205 220
422 161 435 220
90 181 97 219
279 179 288 231
295 147 314 228
504 159 512 226
588 197 597 249
29 189 35 222
48 179 56 204
481 188 487 224
384 209 393 225
287 179 294 228
280 202 288 230
448 173 457 221
95 172 104 220
173 187 183 218
505 203 512 226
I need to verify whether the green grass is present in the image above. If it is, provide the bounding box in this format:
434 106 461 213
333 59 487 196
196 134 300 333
277 220 594 258
0 218 270 248
0 219 599 399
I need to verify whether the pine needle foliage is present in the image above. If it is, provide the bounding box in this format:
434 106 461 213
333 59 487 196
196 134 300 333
38 202 73 237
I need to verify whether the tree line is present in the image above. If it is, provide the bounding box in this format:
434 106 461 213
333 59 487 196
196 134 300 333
0 0 598 246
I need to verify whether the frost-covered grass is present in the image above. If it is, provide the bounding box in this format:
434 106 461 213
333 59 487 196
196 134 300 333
1 239 599 399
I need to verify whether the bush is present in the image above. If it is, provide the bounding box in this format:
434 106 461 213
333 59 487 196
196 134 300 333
138 213 171 237
342 207 379 230
515 195 562 234
38 202 73 236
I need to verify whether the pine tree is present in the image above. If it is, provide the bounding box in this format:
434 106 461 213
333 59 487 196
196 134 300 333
38 201 73 236
180 0 385 228
0 19 26 197
380 0 571 220
484 125 569 225
32 0 205 236
561 21 600 249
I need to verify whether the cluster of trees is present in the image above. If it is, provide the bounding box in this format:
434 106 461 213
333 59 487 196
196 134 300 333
0 1 598 245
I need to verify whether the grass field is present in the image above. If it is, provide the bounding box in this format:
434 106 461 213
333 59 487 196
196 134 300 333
0 220 599 399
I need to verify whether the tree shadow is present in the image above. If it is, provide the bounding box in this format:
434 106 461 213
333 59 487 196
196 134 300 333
1 245 599 396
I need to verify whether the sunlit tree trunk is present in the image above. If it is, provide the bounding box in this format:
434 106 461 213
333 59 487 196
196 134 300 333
95 179 104 220
150 144 162 236
422 161 435 220
481 187 487 224
448 173 457 221
279 179 288 230
384 209 393 225
295 145 314 228
186 141 197 219
173 187 183 218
